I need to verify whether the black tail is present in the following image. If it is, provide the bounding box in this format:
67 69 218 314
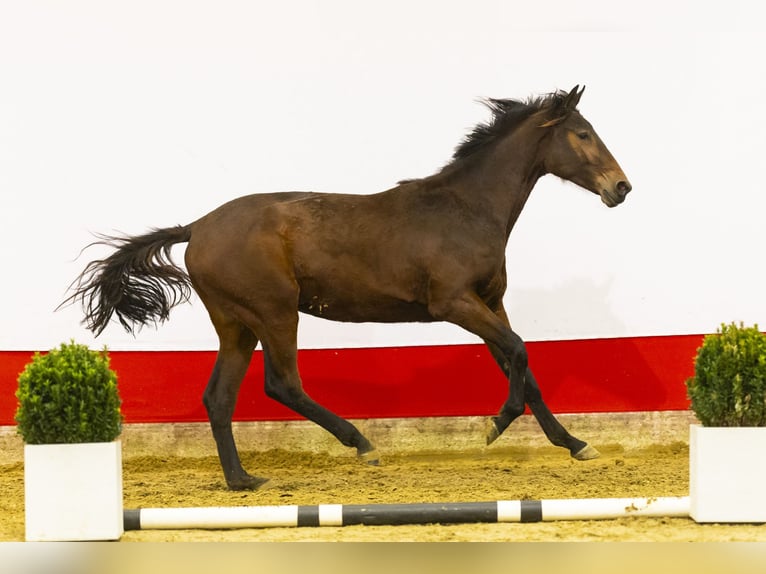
61 225 193 336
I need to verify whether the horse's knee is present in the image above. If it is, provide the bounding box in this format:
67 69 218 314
498 338 528 422
507 334 528 372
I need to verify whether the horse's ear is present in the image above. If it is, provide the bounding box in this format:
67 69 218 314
539 85 586 128
563 84 585 112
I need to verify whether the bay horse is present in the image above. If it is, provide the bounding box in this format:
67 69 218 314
64 86 631 490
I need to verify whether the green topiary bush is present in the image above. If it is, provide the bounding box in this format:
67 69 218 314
686 322 766 427
15 341 123 444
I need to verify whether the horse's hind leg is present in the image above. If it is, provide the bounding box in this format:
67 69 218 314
203 320 269 490
263 354 378 463
259 313 378 463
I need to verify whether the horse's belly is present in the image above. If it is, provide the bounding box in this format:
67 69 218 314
298 296 433 323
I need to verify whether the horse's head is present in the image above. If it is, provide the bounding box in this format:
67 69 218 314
540 86 631 208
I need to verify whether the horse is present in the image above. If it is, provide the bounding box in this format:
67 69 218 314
63 85 631 490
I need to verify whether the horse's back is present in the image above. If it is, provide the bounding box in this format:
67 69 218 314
183 185 506 324
184 189 435 319
186 191 315 264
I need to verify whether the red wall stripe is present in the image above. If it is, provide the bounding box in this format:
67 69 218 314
0 334 701 426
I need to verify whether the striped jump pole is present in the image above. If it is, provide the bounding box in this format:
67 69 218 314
123 496 690 530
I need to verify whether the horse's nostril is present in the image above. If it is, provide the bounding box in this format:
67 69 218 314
617 180 632 197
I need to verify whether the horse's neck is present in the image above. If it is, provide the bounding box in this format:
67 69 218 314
442 127 547 240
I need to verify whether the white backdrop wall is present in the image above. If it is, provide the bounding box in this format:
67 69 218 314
1 0 764 351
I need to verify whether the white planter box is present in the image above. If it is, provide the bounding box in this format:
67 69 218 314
24 441 123 541
689 425 766 523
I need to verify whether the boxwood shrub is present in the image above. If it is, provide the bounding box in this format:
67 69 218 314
15 341 123 444
686 322 766 427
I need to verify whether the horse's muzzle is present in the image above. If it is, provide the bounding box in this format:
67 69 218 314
601 179 632 207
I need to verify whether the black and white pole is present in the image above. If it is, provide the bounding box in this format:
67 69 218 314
123 496 689 530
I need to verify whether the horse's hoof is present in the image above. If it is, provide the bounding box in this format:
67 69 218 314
358 448 380 466
485 417 501 445
227 475 271 491
572 444 600 461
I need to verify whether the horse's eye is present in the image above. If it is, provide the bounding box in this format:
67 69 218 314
577 131 590 140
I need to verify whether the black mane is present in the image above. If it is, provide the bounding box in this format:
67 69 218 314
452 90 571 161
396 89 576 185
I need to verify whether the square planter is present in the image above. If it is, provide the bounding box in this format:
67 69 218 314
24 440 123 541
689 425 766 523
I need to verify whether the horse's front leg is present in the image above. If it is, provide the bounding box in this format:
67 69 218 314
523 368 600 460
483 347 600 459
483 305 599 460
429 292 529 437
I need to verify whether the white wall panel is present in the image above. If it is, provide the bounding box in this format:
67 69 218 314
1 1 763 350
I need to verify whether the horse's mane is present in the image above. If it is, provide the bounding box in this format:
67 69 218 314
452 90 571 162
397 89 574 185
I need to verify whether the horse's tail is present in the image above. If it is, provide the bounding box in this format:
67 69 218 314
61 225 193 336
